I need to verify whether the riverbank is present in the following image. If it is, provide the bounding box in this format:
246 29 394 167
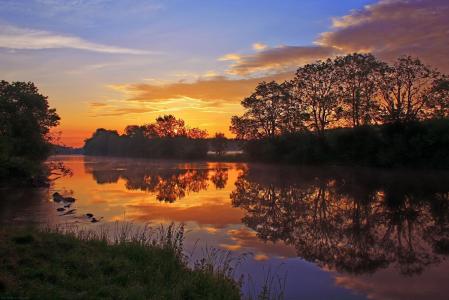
0 226 241 299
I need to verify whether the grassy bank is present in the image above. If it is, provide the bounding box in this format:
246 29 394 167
0 225 241 300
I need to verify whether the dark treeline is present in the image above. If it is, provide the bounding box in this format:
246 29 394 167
231 166 449 275
231 53 449 167
84 115 211 159
0 81 60 185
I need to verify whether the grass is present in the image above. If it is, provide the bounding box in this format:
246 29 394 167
0 224 241 300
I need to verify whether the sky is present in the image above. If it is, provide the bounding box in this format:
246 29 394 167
1 0 448 147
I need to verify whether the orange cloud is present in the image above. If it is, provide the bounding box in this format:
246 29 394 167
221 0 449 76
112 73 293 105
224 46 337 75
125 202 244 228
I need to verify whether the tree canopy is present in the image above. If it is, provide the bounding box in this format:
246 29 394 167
231 53 448 139
84 115 209 159
0 81 59 184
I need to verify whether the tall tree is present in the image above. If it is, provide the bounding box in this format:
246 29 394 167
378 56 439 123
334 53 383 127
0 81 60 183
293 59 343 136
230 81 298 139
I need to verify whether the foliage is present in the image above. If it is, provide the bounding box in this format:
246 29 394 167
293 59 343 135
84 115 208 159
231 53 448 140
0 81 59 185
334 53 383 126
243 119 449 168
211 132 228 156
378 56 439 123
230 53 449 167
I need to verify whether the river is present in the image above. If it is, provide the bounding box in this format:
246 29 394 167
1 155 449 300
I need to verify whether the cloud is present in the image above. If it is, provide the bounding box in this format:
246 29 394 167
222 0 449 75
0 1 163 24
0 25 151 54
126 203 244 228
252 42 268 51
94 107 154 117
109 72 294 107
334 261 449 300
317 0 449 71
89 102 108 107
223 45 338 75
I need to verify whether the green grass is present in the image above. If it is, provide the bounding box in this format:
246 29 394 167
0 225 241 300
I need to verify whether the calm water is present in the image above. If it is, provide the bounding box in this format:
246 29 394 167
2 155 449 300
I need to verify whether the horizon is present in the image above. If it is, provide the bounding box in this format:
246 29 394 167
1 0 448 147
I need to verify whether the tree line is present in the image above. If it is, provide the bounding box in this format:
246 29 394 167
231 53 449 138
230 53 449 167
84 115 216 159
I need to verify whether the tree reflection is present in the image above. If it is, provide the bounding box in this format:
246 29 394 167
210 167 229 189
85 160 229 202
231 167 449 275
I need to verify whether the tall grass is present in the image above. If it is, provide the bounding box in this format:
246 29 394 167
39 222 286 300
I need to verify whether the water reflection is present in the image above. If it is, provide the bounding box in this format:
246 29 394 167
7 156 447 299
231 166 449 276
84 159 229 202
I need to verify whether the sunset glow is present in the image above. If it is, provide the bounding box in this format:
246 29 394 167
1 0 448 146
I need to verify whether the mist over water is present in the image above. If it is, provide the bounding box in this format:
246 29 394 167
2 155 449 300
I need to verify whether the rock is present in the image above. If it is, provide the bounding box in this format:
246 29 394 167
52 192 65 203
64 204 71 208
64 197 76 203
56 208 65 212
91 217 103 223
85 213 93 218
61 209 76 216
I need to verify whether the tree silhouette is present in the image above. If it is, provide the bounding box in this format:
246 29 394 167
84 115 208 159
293 59 343 135
0 81 60 184
378 56 439 123
334 53 383 126
211 132 228 156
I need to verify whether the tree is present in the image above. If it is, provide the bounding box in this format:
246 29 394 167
378 56 439 123
0 81 59 184
139 115 207 139
149 115 188 137
230 81 302 139
211 132 227 156
429 77 449 118
84 115 209 159
186 127 208 139
84 129 122 156
334 53 383 127
293 59 343 136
